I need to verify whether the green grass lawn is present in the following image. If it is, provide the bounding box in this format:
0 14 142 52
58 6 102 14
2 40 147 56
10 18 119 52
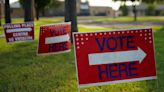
0 17 164 92
91 16 164 22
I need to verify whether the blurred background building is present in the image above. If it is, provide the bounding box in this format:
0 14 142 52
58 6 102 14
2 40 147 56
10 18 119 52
0 0 4 18
0 0 117 18
0 0 164 18
128 3 164 16
10 1 24 18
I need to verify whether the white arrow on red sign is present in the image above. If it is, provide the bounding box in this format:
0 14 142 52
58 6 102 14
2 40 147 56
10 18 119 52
6 28 32 33
88 47 147 65
45 34 70 44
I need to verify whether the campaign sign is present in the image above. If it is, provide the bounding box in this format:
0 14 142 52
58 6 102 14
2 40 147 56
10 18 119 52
3 22 34 43
38 22 71 55
73 28 157 88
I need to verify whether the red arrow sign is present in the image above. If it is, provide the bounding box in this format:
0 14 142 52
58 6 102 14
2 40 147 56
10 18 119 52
38 22 71 55
73 28 157 88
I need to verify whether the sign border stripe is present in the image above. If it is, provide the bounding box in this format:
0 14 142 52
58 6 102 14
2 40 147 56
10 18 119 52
45 34 70 44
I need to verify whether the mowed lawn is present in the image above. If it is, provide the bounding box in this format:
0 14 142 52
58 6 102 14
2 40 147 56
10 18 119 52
0 17 164 92
91 16 164 22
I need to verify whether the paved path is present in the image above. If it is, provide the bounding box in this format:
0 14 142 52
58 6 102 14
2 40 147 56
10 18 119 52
79 24 106 28
80 21 164 29
78 17 164 29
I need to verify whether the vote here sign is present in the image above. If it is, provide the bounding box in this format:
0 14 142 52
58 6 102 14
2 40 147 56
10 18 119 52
3 22 34 43
73 28 157 88
38 22 71 55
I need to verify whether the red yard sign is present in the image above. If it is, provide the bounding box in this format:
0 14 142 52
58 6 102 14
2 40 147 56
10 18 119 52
3 22 34 43
73 28 157 88
38 22 71 55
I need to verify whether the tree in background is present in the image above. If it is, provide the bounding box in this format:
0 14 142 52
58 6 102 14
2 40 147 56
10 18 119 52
20 0 60 20
65 0 78 42
119 4 128 16
5 0 11 23
114 0 140 21
43 0 61 16
146 4 156 16
143 0 164 3
35 0 61 20
143 0 164 16
34 0 51 20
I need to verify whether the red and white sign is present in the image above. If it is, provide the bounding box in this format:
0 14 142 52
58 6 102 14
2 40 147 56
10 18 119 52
3 22 34 43
38 22 71 55
73 28 157 88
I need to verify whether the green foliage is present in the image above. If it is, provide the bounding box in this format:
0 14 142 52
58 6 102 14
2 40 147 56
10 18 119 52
19 0 61 18
113 0 140 2
113 0 164 3
142 0 155 3
142 0 164 3
20 0 57 9
113 0 140 21
35 0 51 10
19 0 24 8
146 4 156 16
119 4 128 16
46 0 61 10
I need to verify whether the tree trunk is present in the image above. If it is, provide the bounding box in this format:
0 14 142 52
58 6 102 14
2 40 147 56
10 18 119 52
41 9 45 16
65 0 78 42
5 0 11 23
31 0 35 21
113 10 116 18
132 4 137 21
65 0 71 22
35 7 39 20
24 0 33 22
70 0 78 32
